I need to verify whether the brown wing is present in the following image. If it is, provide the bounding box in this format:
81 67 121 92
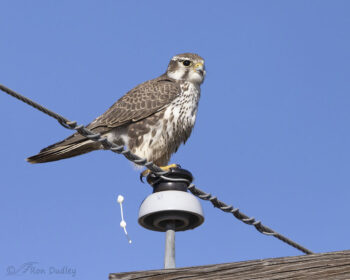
31 75 181 150
87 75 181 132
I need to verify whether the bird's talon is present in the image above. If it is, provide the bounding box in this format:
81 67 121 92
139 173 145 183
139 163 179 181
140 169 150 182
161 163 179 172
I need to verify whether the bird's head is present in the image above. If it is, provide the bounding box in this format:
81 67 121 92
166 53 205 84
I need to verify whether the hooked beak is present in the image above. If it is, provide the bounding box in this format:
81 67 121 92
193 62 205 76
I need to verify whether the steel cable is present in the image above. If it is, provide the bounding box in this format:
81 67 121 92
0 84 313 255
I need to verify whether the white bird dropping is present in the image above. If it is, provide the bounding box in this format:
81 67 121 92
117 195 132 244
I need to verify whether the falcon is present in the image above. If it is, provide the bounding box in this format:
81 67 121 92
27 53 206 174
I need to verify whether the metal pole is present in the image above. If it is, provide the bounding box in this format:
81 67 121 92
164 221 176 269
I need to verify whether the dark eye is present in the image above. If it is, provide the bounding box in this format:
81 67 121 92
182 60 191 66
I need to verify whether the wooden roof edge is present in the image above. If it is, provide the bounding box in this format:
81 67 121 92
109 250 350 280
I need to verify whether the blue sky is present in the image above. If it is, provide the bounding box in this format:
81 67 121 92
1 0 350 279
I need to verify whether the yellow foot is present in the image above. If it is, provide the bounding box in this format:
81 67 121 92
140 164 179 181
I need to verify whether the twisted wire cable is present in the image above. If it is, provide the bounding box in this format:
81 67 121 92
0 84 313 255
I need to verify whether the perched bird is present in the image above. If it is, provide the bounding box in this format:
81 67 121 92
27 53 206 173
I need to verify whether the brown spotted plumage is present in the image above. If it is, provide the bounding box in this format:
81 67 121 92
27 53 206 166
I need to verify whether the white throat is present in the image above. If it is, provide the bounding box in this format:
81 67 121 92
167 69 204 85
